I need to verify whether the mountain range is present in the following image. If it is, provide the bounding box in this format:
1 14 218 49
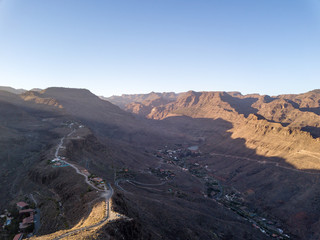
1 87 320 239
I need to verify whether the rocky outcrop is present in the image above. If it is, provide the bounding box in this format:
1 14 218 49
20 91 63 108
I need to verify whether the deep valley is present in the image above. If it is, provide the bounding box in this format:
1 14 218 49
1 88 320 240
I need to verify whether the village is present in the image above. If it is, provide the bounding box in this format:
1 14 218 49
154 145 290 239
0 200 37 240
48 156 105 190
149 168 176 181
0 120 292 240
0 121 110 240
0 169 106 240
49 156 70 167
47 121 106 191
80 168 106 190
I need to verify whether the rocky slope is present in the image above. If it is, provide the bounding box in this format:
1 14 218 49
113 90 320 162
110 90 320 127
106 89 320 239
2 88 320 239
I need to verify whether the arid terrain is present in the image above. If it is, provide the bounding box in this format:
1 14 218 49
1 87 320 239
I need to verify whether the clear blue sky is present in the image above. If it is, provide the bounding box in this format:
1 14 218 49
0 0 319 97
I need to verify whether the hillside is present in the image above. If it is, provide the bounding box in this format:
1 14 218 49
111 90 320 136
2 88 320 239
107 89 320 239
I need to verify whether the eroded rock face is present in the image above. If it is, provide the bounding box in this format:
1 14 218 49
20 91 63 108
111 90 320 138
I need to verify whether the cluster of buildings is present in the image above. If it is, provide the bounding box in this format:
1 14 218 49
92 177 104 184
89 176 105 190
1 201 35 240
80 168 105 189
150 168 176 181
156 146 200 158
15 201 35 237
155 146 201 168
50 157 69 167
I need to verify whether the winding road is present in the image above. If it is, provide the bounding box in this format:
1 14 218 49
49 125 114 239
114 179 129 193
53 185 113 240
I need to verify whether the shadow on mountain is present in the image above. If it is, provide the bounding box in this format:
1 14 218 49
262 95 277 103
300 107 320 116
3 88 320 240
286 99 300 109
159 116 320 240
301 126 320 138
162 116 293 167
0 91 67 210
220 93 259 118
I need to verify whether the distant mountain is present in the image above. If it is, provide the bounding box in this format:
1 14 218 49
105 92 179 109
111 90 320 137
104 89 320 240
0 86 26 94
30 88 43 92
111 89 320 168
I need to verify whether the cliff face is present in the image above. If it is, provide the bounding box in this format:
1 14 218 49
111 90 320 130
228 114 320 169
147 91 246 123
279 89 320 109
252 96 320 130
111 90 320 169
21 91 63 108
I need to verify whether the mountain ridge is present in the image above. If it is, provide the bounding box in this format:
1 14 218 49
2 87 320 239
